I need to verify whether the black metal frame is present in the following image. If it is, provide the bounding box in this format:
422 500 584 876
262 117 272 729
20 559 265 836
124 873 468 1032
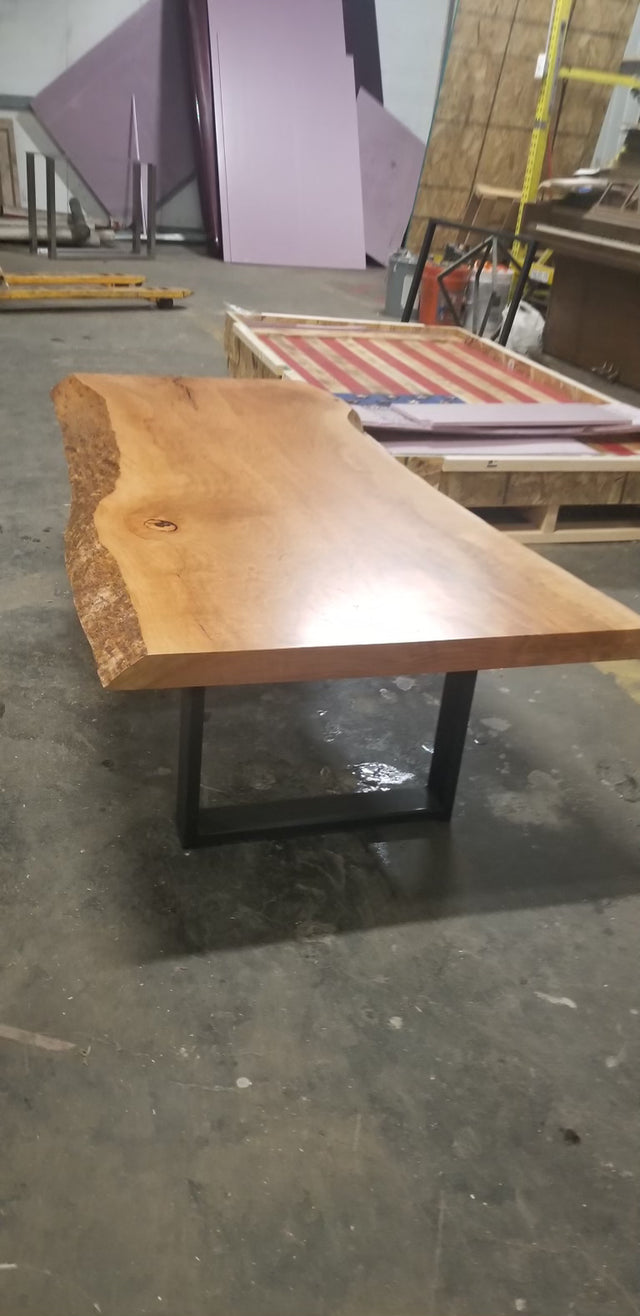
400 214 539 348
175 671 477 848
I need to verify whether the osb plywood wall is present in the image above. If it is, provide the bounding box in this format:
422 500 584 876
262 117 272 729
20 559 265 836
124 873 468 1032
408 0 638 250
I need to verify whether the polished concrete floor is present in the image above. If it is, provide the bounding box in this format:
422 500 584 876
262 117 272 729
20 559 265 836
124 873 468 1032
1 247 640 1316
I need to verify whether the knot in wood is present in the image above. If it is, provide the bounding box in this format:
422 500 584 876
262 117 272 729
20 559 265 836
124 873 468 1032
145 518 177 532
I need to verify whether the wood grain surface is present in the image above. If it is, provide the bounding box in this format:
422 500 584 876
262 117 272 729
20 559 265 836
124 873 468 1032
53 375 640 691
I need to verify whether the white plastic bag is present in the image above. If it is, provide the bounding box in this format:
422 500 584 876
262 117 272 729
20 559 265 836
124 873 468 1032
501 300 544 357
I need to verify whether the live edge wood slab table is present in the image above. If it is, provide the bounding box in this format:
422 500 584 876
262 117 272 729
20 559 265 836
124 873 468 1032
53 374 640 848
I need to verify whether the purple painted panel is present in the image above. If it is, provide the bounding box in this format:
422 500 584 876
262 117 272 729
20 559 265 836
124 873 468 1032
356 88 425 265
342 0 383 101
208 0 365 268
33 0 196 222
185 0 222 254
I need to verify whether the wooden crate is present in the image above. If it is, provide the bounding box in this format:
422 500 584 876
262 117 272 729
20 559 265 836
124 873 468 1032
225 306 611 400
402 454 640 544
225 308 640 544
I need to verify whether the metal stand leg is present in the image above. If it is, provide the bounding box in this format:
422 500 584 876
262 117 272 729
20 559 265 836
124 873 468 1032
499 240 538 346
428 671 477 819
45 156 56 260
174 673 477 849
401 217 436 322
26 153 38 254
146 163 157 259
176 688 205 847
132 160 143 255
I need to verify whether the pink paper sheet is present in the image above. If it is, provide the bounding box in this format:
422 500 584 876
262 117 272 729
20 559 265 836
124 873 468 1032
353 401 640 435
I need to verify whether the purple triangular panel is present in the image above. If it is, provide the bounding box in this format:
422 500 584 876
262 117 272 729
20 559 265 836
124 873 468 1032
33 0 196 221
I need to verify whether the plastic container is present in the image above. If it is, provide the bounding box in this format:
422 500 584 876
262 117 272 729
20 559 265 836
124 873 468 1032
419 260 470 326
464 265 512 337
384 249 419 319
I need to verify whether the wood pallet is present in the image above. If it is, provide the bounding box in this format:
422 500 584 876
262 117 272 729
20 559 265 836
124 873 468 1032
225 308 640 544
400 452 640 544
476 504 640 544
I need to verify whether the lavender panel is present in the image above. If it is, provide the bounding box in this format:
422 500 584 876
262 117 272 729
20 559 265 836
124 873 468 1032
209 0 365 268
356 88 425 265
185 0 222 254
33 0 196 222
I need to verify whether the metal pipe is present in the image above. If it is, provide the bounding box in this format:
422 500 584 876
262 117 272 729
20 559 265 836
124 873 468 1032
146 163 157 258
479 292 499 338
45 156 56 260
401 218 436 322
471 239 492 334
499 241 538 347
131 161 142 255
26 152 37 255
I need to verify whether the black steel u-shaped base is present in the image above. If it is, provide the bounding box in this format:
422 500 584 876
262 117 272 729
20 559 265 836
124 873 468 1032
176 671 477 848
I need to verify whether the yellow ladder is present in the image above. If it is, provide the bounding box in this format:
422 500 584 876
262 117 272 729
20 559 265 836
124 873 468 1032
512 0 640 275
512 0 573 264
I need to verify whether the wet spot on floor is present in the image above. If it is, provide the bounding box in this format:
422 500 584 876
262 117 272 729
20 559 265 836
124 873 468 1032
481 717 511 733
489 771 566 828
394 677 416 692
598 760 640 803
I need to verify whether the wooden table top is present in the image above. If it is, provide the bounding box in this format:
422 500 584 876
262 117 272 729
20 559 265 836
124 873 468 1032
54 374 640 691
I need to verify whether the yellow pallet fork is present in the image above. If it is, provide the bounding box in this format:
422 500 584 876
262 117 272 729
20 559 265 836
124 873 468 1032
0 268 192 308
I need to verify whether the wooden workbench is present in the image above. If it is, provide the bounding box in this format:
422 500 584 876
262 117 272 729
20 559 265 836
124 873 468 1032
544 247 640 392
54 374 640 847
525 203 640 391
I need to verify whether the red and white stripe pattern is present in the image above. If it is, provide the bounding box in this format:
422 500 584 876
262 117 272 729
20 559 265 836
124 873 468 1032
260 330 567 404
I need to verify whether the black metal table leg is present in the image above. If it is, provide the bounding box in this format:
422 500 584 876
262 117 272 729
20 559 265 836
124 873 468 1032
428 671 477 819
176 687 205 847
174 672 477 848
